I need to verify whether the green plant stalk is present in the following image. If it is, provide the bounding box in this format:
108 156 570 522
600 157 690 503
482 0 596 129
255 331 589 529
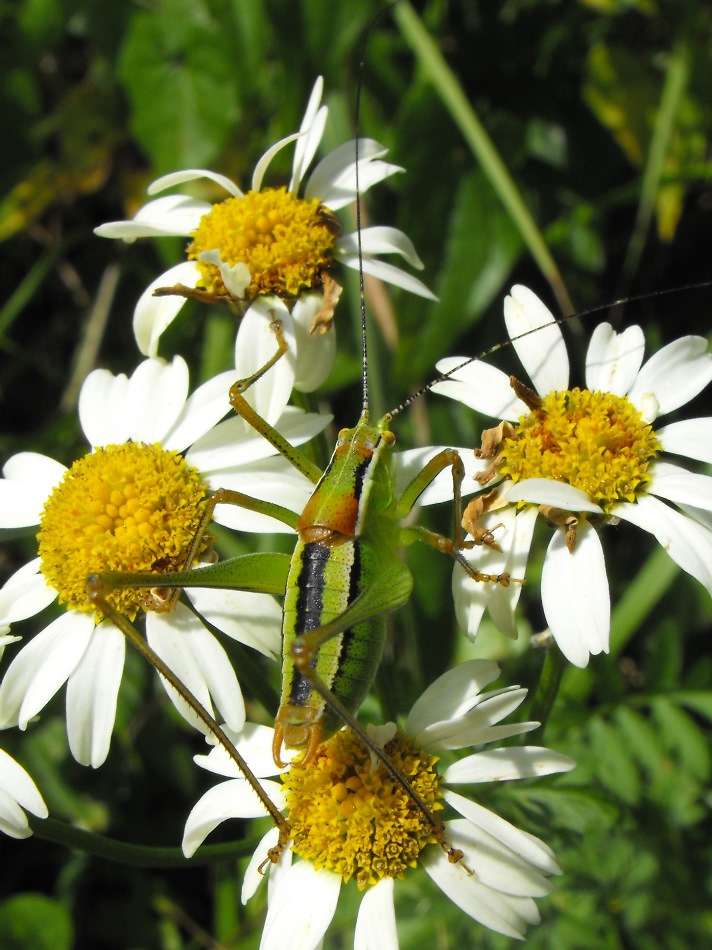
28 815 258 868
619 37 690 290
393 0 574 316
528 643 566 742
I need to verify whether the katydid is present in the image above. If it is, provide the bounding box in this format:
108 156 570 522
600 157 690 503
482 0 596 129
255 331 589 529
88 299 514 865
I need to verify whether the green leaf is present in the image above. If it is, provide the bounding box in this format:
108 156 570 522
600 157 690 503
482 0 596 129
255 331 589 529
118 0 240 173
589 717 642 805
412 168 521 374
0 894 72 950
651 697 711 782
614 706 665 777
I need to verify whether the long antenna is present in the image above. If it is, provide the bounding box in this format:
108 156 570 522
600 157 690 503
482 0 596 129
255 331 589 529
353 13 377 419
388 279 712 419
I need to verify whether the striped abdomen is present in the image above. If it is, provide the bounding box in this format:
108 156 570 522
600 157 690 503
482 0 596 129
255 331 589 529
275 534 386 757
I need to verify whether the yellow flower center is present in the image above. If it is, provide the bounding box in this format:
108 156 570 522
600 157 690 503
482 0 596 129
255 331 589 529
38 443 209 620
500 388 662 512
188 186 339 300
282 729 443 889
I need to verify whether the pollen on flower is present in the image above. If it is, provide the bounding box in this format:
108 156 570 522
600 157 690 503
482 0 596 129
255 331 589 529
282 728 443 889
38 443 209 620
188 186 339 301
500 388 662 512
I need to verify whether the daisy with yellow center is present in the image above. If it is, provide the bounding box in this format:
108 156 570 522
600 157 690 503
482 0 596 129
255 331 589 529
182 660 575 945
95 76 435 392
433 285 712 667
0 318 331 766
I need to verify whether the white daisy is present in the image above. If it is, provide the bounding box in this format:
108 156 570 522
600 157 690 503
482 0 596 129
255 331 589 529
95 76 435 381
0 746 47 839
0 310 329 767
433 284 712 667
182 659 575 946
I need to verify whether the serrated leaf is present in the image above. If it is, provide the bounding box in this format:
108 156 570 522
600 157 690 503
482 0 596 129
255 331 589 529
614 706 665 776
675 690 712 723
512 785 619 832
651 697 711 782
589 717 642 805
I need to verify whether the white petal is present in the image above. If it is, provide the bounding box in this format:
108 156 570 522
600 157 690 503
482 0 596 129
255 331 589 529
197 250 251 299
305 139 400 209
354 878 397 950
3 452 65 495
0 790 33 838
66 619 125 768
338 226 424 269
504 285 569 395
242 827 281 903
252 131 304 193
0 558 57 624
289 77 325 193
95 194 209 239
0 612 94 728
207 462 313 534
133 261 201 358
234 299 296 425
541 522 610 666
450 506 524 641
0 453 64 528
416 688 533 752
195 722 281 780
406 659 501 738
628 335 712 419
79 367 131 446
260 862 340 950
505 478 603 513
127 356 190 444
146 605 245 733
338 253 437 301
657 418 712 464
162 370 236 453
647 460 712 513
182 777 286 856
443 790 561 874
440 817 554 898
422 840 536 938
584 323 645 395
393 446 489 507
187 586 282 657
291 293 337 393
488 505 538 638
187 405 327 475
0 748 48 820
433 358 527 421
147 169 242 198
614 493 712 595
444 747 576 784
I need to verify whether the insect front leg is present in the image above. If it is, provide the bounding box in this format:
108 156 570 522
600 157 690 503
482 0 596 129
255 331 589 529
396 448 514 585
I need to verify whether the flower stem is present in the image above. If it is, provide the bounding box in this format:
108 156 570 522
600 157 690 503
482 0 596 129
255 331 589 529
392 0 574 317
28 816 257 868
528 643 566 742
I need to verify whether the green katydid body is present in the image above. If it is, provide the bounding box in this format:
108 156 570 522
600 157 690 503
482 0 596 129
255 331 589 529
273 412 411 765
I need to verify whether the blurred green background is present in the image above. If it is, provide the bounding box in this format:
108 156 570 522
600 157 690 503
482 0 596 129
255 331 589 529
1 0 711 947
